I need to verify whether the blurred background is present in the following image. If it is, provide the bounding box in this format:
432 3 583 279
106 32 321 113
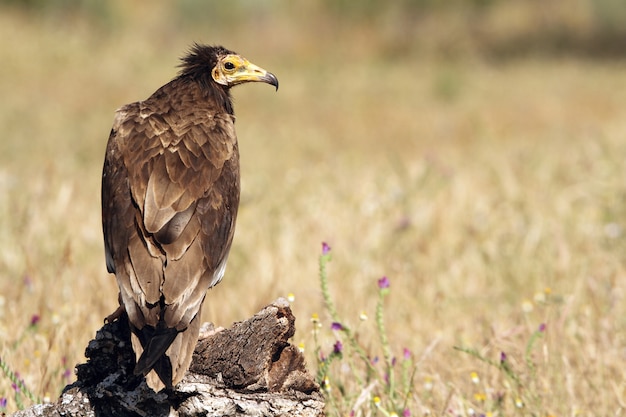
1 0 626 414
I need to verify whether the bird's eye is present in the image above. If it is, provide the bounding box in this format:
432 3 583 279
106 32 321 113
224 62 235 70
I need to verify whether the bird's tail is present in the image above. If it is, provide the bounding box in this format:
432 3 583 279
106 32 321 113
133 325 179 388
131 307 203 391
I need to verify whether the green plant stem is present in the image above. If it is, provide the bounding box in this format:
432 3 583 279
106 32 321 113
319 253 339 322
15 392 24 410
319 253 377 381
376 289 395 403
402 365 417 413
524 328 544 378
0 356 40 406
453 346 522 388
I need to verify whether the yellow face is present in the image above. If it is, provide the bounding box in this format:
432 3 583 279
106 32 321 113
211 54 279 89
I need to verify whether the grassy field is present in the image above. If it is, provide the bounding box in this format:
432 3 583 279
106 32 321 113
1 2 626 415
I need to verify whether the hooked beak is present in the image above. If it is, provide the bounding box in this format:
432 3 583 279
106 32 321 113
233 62 279 91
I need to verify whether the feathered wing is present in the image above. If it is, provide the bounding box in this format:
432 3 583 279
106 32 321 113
102 81 240 391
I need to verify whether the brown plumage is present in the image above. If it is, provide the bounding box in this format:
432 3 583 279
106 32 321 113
101 44 278 391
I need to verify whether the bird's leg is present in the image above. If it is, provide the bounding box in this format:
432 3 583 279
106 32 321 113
104 293 125 323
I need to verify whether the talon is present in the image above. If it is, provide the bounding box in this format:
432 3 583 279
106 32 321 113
104 305 125 324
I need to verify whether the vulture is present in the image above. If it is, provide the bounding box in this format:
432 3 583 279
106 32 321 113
101 44 278 391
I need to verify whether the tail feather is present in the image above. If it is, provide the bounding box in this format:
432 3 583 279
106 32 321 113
133 326 178 383
130 305 204 392
150 354 174 390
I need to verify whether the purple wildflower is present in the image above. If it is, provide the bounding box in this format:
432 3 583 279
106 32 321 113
500 351 507 363
321 242 331 255
538 323 546 332
11 383 20 393
371 356 379 365
330 322 343 331
333 340 343 354
0 397 6 408
403 347 412 360
63 368 72 381
403 409 411 417
30 314 40 326
377 276 390 289
392 356 397 366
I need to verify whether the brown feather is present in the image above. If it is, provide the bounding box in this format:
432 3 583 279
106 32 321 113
102 49 239 391
127 233 162 306
102 44 275 392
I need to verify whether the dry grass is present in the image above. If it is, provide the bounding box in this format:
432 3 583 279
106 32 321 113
1 2 626 415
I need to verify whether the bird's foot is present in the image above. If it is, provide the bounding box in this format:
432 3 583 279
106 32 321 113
104 305 125 324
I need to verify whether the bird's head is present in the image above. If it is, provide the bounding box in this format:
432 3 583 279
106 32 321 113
212 53 279 91
179 44 278 91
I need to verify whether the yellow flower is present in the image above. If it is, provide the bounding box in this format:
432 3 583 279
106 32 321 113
473 392 486 402
297 342 305 353
310 313 322 329
287 293 295 303
359 311 368 321
423 377 433 391
515 397 524 408
323 376 331 392
470 371 480 384
373 396 381 407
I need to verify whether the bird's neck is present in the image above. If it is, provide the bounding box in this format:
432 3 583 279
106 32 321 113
181 77 234 116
